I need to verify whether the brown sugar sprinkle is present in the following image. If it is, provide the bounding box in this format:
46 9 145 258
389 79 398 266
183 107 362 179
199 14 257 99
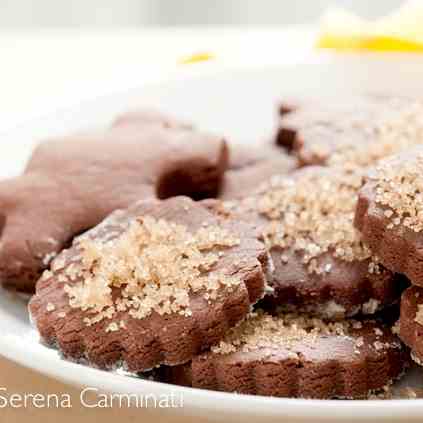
254 169 378 274
46 302 55 312
105 322 119 333
63 216 240 327
308 100 423 169
391 321 400 335
373 340 386 351
211 310 358 355
374 152 423 233
362 298 380 314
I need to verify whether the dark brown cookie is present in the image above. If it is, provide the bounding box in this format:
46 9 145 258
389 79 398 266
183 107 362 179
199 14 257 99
355 147 423 287
399 286 423 365
220 144 296 200
275 95 423 168
0 116 228 292
29 196 268 372
159 310 408 399
224 166 403 319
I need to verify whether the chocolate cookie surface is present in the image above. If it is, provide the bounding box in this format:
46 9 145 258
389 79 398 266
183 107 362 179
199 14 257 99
220 144 296 200
355 147 423 287
29 196 268 372
224 166 403 319
159 310 407 399
0 116 228 292
276 95 423 168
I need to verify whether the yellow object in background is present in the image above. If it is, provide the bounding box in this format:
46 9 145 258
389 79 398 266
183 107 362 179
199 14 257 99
179 52 215 64
317 0 423 52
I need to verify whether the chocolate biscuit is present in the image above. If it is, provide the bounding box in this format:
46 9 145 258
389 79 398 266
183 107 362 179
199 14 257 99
220 145 296 200
0 117 228 292
29 196 268 372
225 166 403 318
159 310 408 399
276 95 423 168
355 147 423 287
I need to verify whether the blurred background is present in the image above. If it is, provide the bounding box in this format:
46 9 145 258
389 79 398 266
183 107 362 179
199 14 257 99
0 0 403 28
1 0 419 131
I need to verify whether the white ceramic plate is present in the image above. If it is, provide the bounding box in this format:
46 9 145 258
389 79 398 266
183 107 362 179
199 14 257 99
2 56 423 422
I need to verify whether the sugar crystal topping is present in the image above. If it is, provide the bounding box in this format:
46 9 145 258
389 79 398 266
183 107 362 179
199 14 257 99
307 100 423 169
211 310 356 354
63 215 240 327
374 152 423 233
254 169 377 274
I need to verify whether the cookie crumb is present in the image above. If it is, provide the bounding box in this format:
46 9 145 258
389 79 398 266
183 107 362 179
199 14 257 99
374 327 383 336
105 322 119 333
373 340 385 351
362 298 380 315
391 321 400 335
403 387 418 399
398 386 423 399
46 303 55 312
355 337 364 348
368 384 394 400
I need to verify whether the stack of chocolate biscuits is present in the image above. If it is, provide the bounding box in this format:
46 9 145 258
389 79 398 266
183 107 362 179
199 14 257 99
5 97 423 399
356 147 423 369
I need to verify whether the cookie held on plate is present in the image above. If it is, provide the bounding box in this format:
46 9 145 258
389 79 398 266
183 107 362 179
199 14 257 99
0 114 228 292
159 310 408 399
223 166 403 319
276 95 423 168
355 147 423 287
29 196 268 372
